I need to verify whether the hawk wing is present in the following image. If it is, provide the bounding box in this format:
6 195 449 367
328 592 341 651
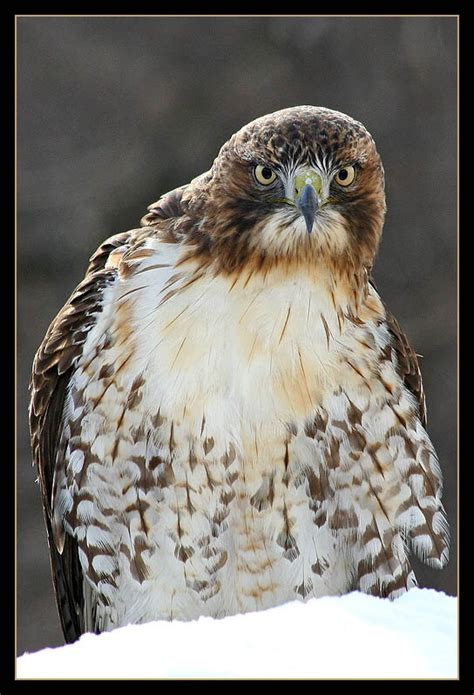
369 279 427 426
384 306 427 427
29 189 185 643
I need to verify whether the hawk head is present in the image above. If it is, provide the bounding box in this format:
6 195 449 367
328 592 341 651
156 106 386 277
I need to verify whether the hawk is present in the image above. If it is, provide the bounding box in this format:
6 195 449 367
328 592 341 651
30 106 449 643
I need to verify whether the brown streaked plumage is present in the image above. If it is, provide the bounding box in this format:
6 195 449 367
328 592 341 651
30 106 448 644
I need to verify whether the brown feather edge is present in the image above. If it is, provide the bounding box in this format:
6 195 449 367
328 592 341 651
140 184 188 227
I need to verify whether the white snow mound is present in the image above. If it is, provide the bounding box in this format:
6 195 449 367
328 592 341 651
17 588 457 679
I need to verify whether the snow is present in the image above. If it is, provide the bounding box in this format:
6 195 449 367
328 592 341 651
17 588 457 679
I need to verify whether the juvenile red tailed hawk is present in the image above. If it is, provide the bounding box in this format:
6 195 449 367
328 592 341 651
30 106 449 643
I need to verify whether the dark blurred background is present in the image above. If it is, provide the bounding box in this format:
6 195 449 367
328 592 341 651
17 16 457 654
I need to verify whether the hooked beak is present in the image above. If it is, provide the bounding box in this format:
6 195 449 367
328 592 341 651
296 183 319 234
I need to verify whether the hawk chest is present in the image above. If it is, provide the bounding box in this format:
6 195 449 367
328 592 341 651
140 271 347 429
67 267 386 621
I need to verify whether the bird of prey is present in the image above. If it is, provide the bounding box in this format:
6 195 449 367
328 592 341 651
30 105 449 643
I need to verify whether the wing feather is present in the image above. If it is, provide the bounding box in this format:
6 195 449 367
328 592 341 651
30 188 187 642
370 280 427 425
29 231 143 642
384 306 427 426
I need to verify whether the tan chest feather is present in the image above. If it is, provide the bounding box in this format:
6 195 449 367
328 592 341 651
75 259 391 489
120 266 379 423
62 255 427 622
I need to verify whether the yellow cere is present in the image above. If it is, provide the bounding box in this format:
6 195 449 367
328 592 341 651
293 168 323 198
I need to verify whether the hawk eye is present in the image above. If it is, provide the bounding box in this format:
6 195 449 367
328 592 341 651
334 165 356 187
254 164 277 186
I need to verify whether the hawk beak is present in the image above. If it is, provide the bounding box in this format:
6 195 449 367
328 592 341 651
296 183 319 234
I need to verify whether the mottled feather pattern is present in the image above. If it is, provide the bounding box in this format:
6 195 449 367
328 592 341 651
30 106 448 642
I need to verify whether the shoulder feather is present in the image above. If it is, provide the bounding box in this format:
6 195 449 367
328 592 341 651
140 185 188 227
